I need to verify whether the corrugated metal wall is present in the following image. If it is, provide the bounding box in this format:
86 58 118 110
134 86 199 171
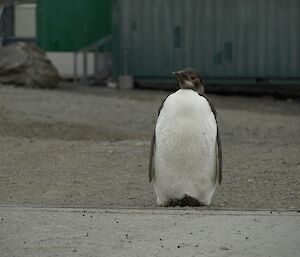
37 0 111 51
112 0 300 80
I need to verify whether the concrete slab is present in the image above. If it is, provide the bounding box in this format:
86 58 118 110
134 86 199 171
0 206 299 257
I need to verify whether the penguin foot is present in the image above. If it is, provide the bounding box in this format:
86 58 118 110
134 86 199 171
157 195 206 207
168 195 205 207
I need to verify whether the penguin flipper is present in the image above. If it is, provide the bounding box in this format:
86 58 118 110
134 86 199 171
148 132 156 182
198 93 222 185
216 130 222 184
149 97 168 182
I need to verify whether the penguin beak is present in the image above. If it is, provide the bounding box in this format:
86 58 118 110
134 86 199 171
172 70 184 80
172 70 181 75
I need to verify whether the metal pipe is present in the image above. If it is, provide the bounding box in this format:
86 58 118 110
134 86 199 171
73 35 111 86
73 52 77 85
94 48 98 77
82 50 88 85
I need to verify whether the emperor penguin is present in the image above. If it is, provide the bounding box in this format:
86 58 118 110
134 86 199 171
149 68 222 207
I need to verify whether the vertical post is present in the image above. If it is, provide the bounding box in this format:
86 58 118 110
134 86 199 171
82 50 88 85
105 39 110 76
73 52 77 85
94 48 98 78
2 0 14 42
0 7 3 45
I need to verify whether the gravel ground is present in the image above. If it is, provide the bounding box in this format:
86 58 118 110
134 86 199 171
0 85 299 210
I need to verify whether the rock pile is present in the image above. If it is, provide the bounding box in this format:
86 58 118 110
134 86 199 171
0 42 60 88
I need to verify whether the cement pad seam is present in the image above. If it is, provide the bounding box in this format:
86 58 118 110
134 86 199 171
0 205 299 216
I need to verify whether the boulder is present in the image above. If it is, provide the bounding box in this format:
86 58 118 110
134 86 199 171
0 42 60 88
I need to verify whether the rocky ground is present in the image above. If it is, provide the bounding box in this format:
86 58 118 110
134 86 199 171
0 84 299 210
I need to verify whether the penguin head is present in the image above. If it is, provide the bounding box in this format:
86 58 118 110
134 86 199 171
173 68 205 94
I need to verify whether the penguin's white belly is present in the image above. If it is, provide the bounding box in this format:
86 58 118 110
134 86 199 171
154 89 217 205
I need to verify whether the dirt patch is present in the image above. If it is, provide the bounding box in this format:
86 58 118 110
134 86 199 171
0 116 142 141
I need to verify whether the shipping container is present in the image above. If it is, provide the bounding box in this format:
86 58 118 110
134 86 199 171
37 0 111 51
112 0 300 83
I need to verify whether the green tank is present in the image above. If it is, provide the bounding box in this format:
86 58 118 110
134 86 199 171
37 0 111 51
